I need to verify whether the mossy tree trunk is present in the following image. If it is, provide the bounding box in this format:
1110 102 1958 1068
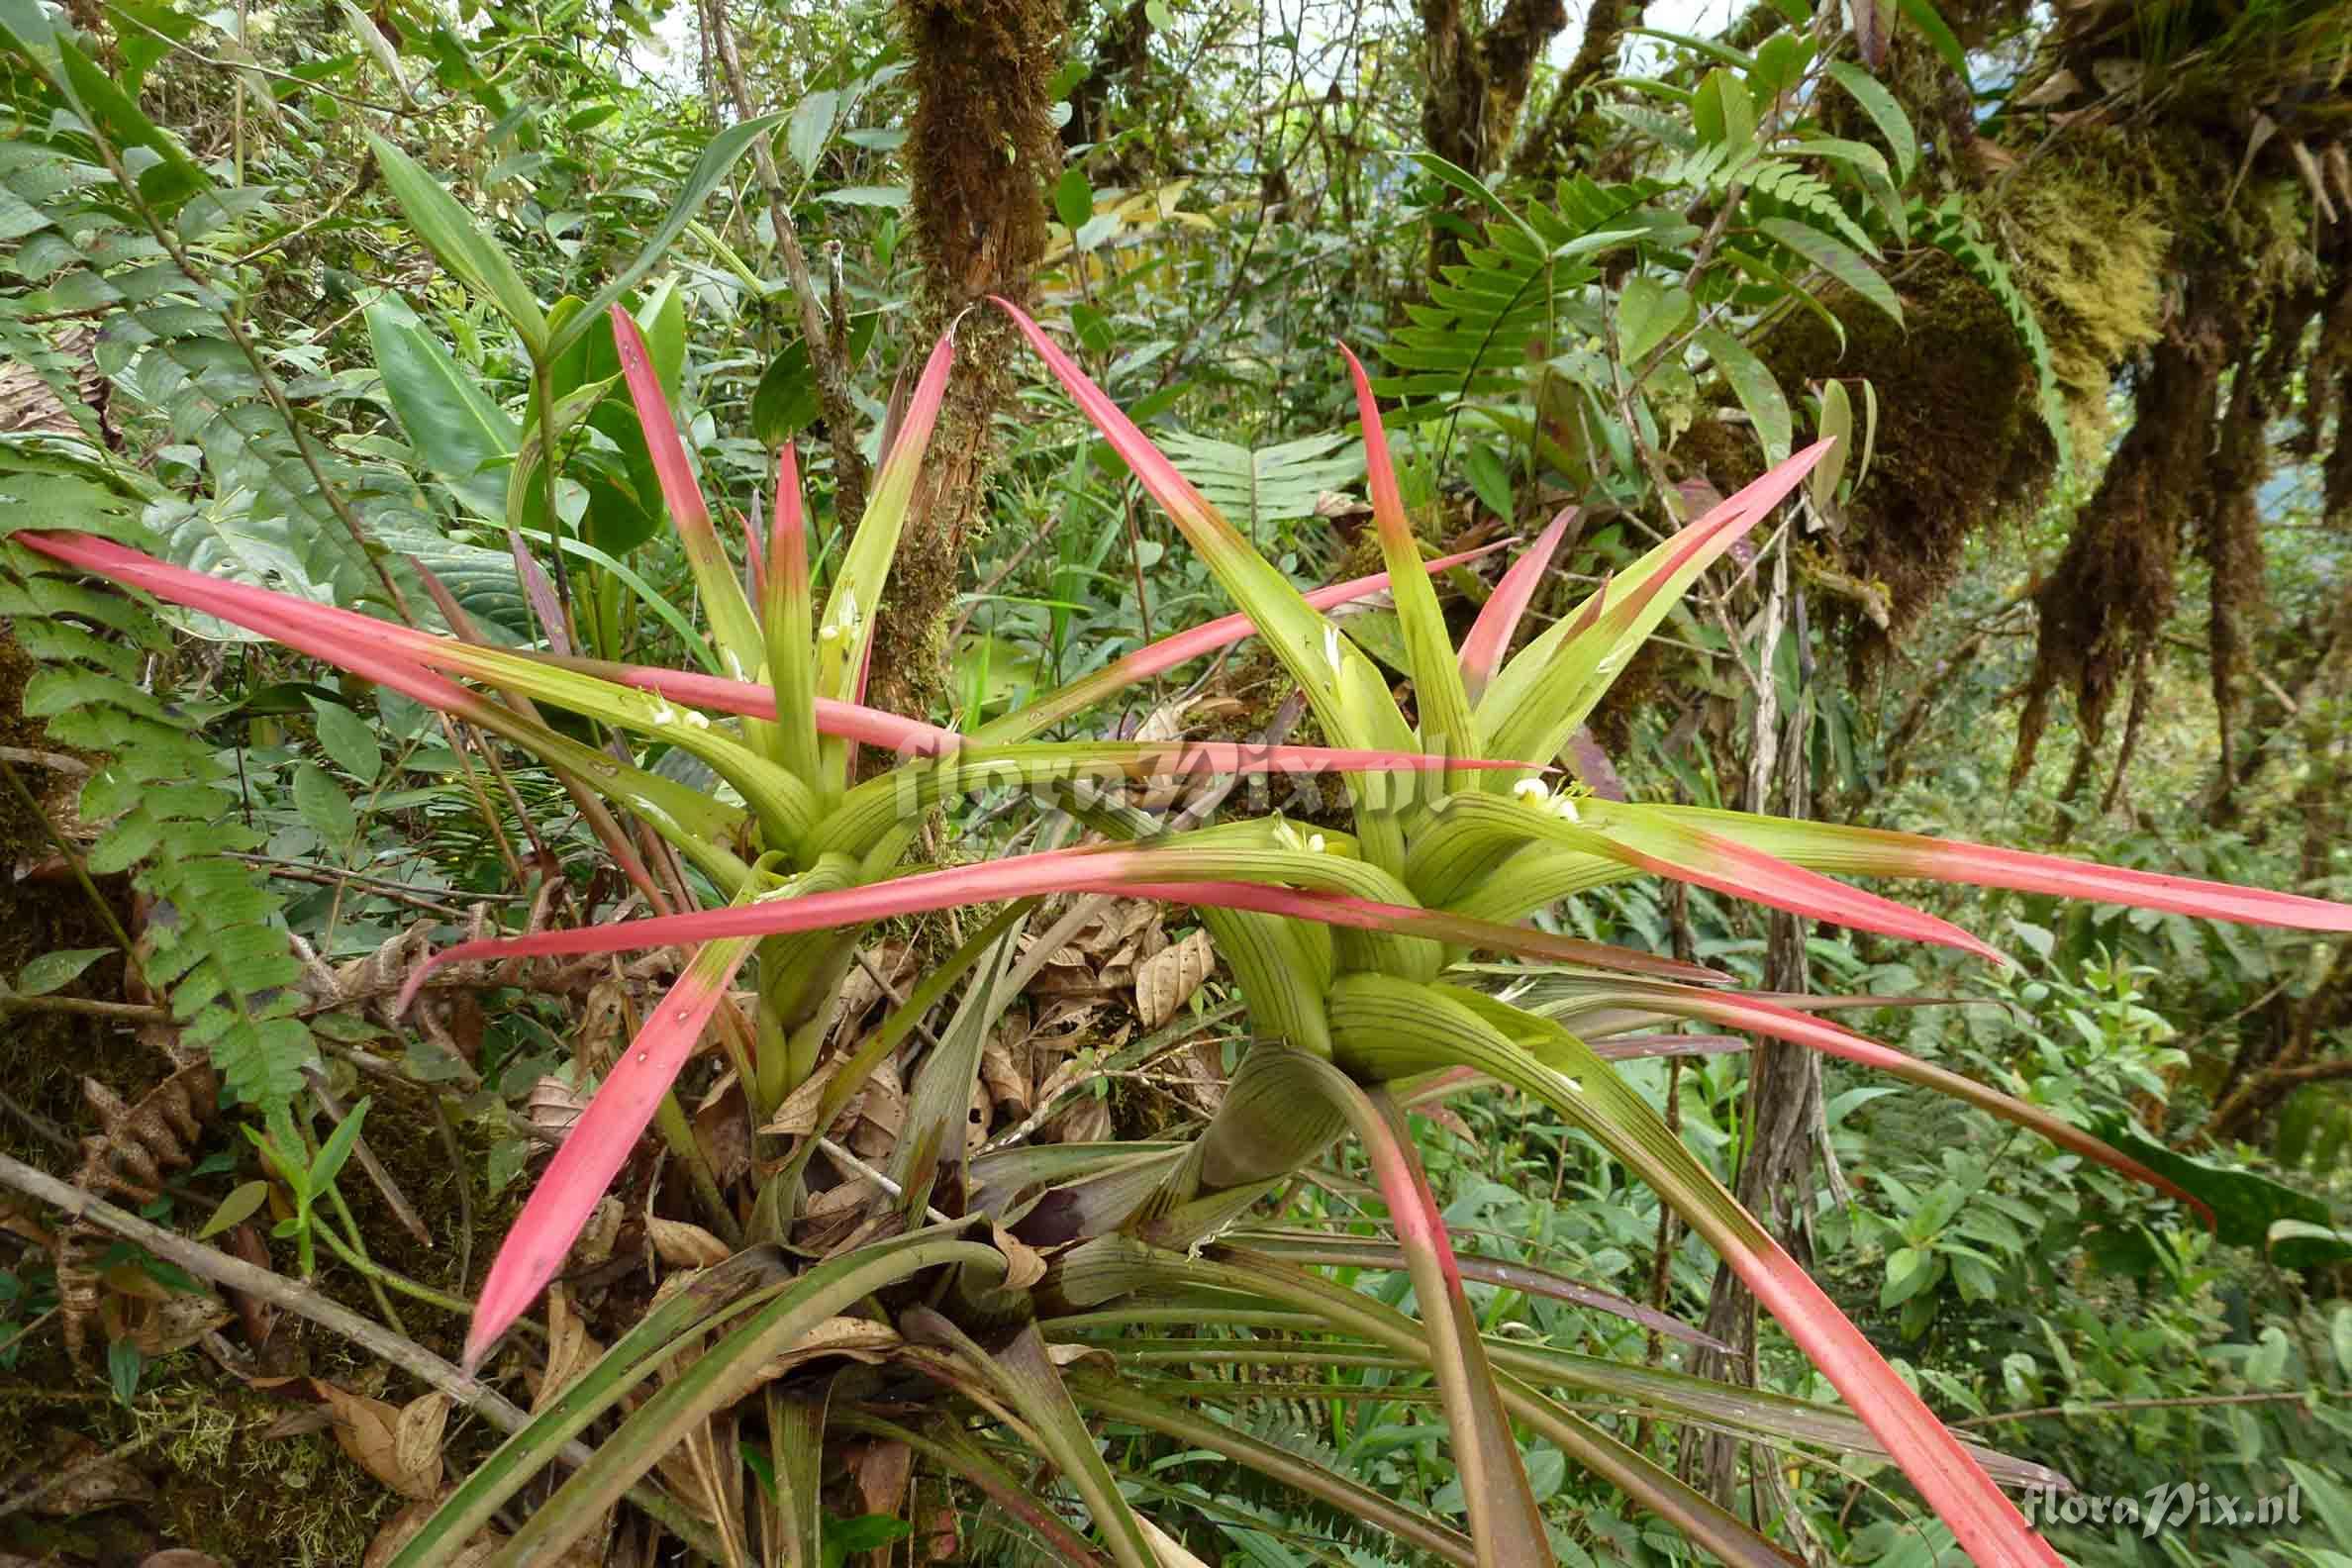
866 0 1064 725
1417 0 1566 270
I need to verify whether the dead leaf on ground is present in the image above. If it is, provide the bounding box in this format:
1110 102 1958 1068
101 1285 232 1355
850 1437 912 1523
759 1055 840 1137
29 1432 152 1516
749 1316 901 1382
525 1075 589 1140
1134 929 1215 1029
394 1393 449 1492
314 1380 441 1499
646 1217 732 1268
568 1196 626 1270
532 1284 606 1415
691 1075 752 1189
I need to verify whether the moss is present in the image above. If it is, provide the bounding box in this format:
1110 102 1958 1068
1733 247 2054 658
1990 150 2171 453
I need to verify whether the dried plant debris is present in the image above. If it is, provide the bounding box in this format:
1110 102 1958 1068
57 1061 220 1362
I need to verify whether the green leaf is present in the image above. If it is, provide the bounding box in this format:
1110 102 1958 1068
107 1339 142 1407
292 761 356 844
1617 275 1694 363
1692 68 1757 152
550 111 788 361
308 1097 371 1193
1758 217 1902 327
1820 66 1917 181
15 946 113 996
1052 165 1093 230
337 0 409 98
308 697 383 784
1893 0 1970 87
366 135 548 356
786 89 838 173
198 1179 272 1239
1812 378 1852 511
817 184 910 209
1697 326 1792 461
2267 1219 2352 1270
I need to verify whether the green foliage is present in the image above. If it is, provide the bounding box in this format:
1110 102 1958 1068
0 478 316 1119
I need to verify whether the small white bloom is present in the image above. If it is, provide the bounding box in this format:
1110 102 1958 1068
1512 778 1551 805
818 624 840 642
1552 795 1580 823
1306 833 1326 853
1323 624 1343 670
682 709 712 730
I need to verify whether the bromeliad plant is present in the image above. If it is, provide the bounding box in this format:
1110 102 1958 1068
21 298 2352 1568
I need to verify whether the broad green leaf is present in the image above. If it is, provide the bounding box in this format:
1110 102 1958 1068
197 1179 271 1239
1617 275 1694 363
1812 378 1853 512
1697 326 1792 461
292 760 356 843
786 89 838 173
366 135 547 355
1052 165 1093 230
308 696 383 783
15 946 113 996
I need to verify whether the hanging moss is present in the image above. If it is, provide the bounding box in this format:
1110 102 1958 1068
1742 247 2055 657
1989 149 2171 453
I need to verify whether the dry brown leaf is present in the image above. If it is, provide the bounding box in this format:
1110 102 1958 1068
1131 696 1195 745
851 1437 912 1523
990 1223 1048 1291
691 1076 752 1189
646 1217 733 1269
759 1055 840 1137
31 1433 152 1516
1139 1513 1214 1567
567 1197 625 1270
363 1494 501 1568
533 1284 604 1415
1043 1094 1112 1145
979 1039 1029 1116
315 1380 440 1499
524 1075 589 1140
101 1287 232 1354
749 1316 900 1380
394 1393 450 1493
1134 929 1215 1029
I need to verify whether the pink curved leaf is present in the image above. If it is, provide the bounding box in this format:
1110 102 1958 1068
1458 506 1575 704
463 935 757 1369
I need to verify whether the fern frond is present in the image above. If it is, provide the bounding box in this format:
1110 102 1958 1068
1 481 316 1118
1156 429 1366 541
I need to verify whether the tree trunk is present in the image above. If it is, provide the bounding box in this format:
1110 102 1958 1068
1417 0 1567 269
868 0 1064 724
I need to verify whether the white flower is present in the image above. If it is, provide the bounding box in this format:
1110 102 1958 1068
1552 795 1581 823
1512 777 1551 806
1306 833 1326 853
